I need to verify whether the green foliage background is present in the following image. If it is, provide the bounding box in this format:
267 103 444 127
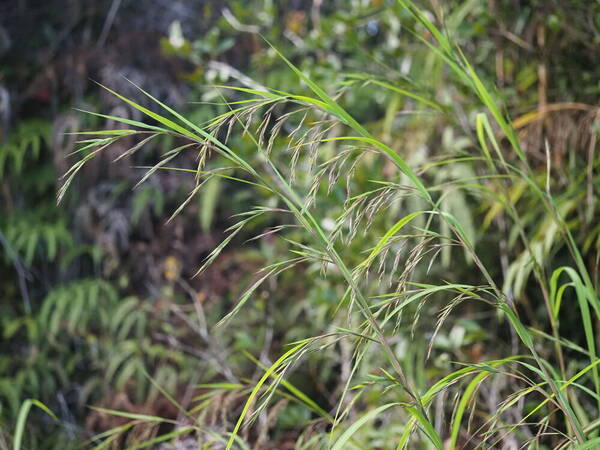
0 0 598 448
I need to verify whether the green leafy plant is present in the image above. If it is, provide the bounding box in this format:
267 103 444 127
61 1 600 448
12 399 57 450
0 120 49 176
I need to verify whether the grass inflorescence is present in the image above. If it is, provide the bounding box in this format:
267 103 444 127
57 1 600 448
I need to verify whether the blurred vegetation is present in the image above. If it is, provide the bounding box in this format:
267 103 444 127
0 0 599 448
